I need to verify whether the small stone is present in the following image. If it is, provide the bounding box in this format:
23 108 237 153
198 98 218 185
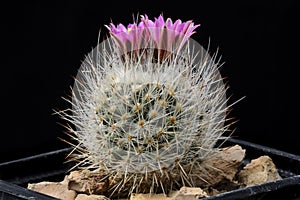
67 170 108 194
204 188 221 196
130 187 208 200
192 145 246 187
28 181 77 200
130 193 172 200
238 155 281 187
170 186 208 200
75 194 110 200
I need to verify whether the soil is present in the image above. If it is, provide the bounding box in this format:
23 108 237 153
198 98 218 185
27 145 282 200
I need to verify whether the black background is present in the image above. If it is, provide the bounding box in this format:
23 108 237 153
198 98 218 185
1 0 299 163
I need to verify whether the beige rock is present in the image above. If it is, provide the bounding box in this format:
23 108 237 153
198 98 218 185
205 188 221 196
67 170 108 194
28 181 77 200
26 145 245 199
238 155 281 187
130 187 207 200
192 145 246 187
170 186 208 200
130 193 172 200
75 194 110 200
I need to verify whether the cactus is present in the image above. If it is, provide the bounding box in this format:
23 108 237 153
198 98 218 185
58 14 234 196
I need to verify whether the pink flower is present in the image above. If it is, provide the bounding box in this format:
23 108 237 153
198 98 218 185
106 15 200 52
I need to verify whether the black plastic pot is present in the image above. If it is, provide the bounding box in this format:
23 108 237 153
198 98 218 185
0 138 299 200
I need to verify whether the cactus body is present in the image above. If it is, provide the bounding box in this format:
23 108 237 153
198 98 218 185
59 15 231 196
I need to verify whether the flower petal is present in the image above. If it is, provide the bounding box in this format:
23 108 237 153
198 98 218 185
106 15 200 51
155 15 165 28
166 18 173 29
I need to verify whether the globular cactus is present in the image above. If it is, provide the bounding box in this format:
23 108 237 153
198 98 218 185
58 14 233 196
